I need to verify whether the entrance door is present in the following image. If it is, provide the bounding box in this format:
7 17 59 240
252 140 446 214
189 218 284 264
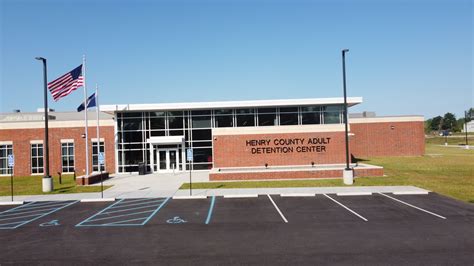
156 148 179 172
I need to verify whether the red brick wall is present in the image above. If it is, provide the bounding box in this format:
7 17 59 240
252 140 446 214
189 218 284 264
213 132 347 168
209 167 384 180
0 126 115 177
349 121 425 158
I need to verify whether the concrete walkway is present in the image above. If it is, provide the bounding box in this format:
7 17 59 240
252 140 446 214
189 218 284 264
0 169 429 203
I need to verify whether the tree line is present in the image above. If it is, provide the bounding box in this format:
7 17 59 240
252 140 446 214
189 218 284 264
425 108 473 133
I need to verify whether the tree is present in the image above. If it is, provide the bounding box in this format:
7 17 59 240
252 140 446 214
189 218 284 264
424 118 433 133
441 112 457 131
430 116 442 131
466 108 474 123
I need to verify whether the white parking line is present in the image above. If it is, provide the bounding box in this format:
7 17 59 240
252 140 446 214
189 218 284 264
267 194 288 223
323 194 368 222
378 193 446 219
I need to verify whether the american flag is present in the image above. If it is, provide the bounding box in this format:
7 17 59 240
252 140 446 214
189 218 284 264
48 65 84 101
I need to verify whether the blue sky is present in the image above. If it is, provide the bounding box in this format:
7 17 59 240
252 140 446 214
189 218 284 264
0 0 472 119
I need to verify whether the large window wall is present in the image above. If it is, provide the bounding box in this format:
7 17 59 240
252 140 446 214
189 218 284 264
116 105 343 172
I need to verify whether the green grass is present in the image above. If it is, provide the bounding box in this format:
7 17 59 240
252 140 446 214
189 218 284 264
180 138 474 203
0 174 112 196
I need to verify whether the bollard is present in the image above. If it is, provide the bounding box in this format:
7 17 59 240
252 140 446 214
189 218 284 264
57 172 62 185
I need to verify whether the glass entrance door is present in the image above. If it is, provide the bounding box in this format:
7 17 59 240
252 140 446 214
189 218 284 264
156 148 179 172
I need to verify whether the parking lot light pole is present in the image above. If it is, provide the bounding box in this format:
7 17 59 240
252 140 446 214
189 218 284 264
342 49 353 185
36 57 53 192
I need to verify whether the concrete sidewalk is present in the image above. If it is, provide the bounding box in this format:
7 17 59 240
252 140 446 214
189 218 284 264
0 184 429 203
0 171 430 203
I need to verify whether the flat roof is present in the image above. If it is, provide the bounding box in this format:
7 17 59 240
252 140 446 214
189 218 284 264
101 97 363 112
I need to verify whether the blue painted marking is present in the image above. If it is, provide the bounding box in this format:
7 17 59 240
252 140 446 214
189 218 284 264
108 199 164 210
0 221 23 227
87 209 155 223
116 198 156 205
205 196 216 225
102 217 148 226
39 220 60 227
0 201 35 214
6 203 70 214
0 212 43 222
102 202 165 215
76 197 170 227
75 198 125 227
142 197 171 225
0 201 77 230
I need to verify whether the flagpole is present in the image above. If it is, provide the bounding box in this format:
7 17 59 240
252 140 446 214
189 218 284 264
83 55 89 177
96 84 100 172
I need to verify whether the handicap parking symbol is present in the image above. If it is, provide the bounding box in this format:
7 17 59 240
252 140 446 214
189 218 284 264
166 216 187 224
39 220 60 227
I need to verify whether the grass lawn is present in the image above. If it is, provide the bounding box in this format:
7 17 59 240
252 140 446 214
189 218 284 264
180 138 474 203
0 174 112 196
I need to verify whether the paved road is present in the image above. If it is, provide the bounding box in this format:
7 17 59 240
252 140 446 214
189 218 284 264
0 193 473 265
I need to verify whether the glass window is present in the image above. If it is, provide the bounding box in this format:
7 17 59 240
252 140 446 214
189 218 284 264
150 130 166 137
301 106 322 125
279 107 298 125
280 113 298 125
31 143 43 174
121 118 142 131
215 115 233 127
237 115 254 127
192 148 213 163
236 109 255 127
92 141 105 172
150 117 165 129
192 129 212 141
0 144 13 175
192 141 213 147
122 132 143 143
149 111 166 117
121 112 143 118
61 142 74 173
169 129 185 136
258 108 277 126
215 109 233 128
168 116 184 129
323 105 343 124
192 116 211 128
214 109 232 115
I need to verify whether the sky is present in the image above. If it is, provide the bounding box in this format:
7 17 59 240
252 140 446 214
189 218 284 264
0 0 472 119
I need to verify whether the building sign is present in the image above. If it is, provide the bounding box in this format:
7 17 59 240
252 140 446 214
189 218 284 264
245 137 331 154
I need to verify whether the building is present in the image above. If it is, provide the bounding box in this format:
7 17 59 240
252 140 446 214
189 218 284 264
0 97 425 181
464 121 474 133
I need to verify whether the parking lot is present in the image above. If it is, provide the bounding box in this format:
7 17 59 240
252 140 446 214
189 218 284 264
0 192 473 264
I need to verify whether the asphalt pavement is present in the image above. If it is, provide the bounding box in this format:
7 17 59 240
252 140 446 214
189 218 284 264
0 193 473 265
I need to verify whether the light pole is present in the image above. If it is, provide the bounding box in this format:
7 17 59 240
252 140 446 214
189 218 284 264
35 57 53 192
342 49 353 185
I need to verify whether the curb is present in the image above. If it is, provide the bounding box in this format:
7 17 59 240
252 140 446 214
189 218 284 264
393 191 429 195
223 194 258 198
0 201 24 206
172 195 208 199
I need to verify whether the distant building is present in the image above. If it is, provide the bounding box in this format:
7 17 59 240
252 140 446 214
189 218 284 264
464 121 474 132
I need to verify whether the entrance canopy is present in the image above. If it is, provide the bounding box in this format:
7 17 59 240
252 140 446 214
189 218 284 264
146 136 184 145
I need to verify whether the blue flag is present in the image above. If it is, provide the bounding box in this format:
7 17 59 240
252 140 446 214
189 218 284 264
77 93 97 112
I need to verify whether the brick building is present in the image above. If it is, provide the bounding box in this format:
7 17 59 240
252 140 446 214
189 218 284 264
0 97 424 181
